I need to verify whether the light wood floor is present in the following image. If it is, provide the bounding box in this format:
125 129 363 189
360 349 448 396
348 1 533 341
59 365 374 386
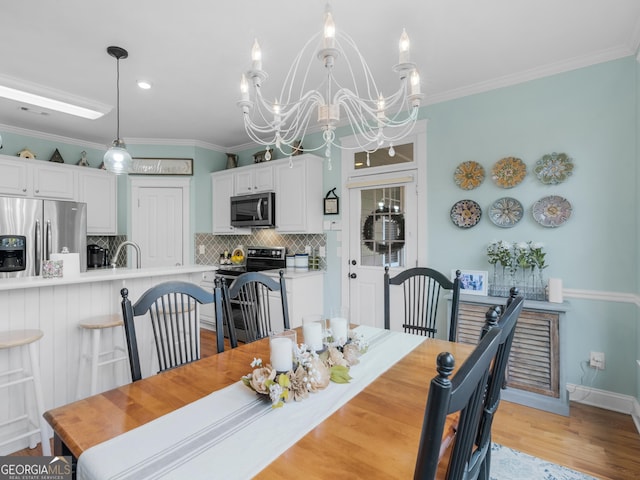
11 330 640 479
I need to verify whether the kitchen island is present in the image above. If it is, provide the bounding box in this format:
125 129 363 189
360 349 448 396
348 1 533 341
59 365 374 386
0 265 215 455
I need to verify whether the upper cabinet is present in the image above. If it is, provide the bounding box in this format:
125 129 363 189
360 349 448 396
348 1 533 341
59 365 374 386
33 163 76 200
211 170 250 235
0 155 75 199
274 154 323 233
234 164 274 195
211 154 323 235
0 157 31 197
77 168 117 235
0 155 117 235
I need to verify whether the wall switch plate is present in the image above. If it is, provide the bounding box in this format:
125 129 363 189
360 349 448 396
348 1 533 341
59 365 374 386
589 351 605 370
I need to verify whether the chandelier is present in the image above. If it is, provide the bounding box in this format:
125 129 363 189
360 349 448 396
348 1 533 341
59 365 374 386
238 4 423 170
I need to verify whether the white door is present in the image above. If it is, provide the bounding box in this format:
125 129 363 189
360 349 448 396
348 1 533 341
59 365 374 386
346 175 418 327
130 177 191 268
340 120 427 328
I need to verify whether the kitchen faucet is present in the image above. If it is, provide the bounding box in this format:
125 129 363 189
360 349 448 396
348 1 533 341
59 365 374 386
111 241 142 269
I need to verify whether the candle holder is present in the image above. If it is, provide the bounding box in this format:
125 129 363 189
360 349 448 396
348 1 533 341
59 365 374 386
302 314 326 353
329 307 350 346
269 329 297 373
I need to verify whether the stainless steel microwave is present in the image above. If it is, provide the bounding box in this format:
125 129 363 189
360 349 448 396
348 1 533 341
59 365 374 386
230 192 276 228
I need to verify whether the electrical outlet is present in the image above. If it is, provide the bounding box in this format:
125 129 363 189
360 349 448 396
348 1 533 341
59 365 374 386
589 351 605 370
198 245 205 255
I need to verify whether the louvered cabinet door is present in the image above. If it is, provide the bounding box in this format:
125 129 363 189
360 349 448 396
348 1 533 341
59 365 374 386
457 302 560 398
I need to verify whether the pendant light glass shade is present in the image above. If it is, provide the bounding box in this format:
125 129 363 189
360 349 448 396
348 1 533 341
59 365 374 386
104 46 131 174
104 138 132 174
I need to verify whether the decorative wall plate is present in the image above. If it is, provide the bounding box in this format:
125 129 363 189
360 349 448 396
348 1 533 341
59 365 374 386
489 197 523 228
491 156 526 188
450 199 482 228
532 195 572 227
454 161 485 190
534 152 574 184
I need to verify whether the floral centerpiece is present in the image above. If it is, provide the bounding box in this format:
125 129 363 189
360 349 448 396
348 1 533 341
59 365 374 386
486 240 547 300
242 329 368 408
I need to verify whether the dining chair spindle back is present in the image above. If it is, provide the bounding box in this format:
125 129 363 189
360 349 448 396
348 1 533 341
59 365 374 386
222 270 290 344
475 287 525 472
384 266 461 341
414 326 502 480
120 280 226 382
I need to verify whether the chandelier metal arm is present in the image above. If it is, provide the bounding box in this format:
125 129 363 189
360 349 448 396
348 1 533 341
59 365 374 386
238 4 423 169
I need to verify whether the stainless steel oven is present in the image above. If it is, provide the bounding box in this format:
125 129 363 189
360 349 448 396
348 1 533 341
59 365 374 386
200 246 286 342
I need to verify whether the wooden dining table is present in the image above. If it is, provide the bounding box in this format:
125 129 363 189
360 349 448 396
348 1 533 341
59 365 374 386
44 327 474 479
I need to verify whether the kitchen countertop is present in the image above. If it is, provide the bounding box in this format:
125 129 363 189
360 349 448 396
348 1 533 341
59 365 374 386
0 265 217 291
261 267 325 279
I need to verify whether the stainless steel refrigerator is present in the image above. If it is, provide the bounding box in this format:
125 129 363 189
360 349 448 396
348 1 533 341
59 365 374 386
0 197 87 278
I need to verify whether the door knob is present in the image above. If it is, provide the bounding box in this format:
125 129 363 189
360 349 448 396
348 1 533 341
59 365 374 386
349 273 357 279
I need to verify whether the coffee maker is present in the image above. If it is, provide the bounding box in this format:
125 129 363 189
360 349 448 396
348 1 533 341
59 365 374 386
87 244 109 269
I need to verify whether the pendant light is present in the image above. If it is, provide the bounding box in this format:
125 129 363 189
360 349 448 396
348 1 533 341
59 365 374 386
103 46 132 174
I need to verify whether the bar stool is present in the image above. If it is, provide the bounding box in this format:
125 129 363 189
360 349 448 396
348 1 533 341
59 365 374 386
0 329 51 456
76 314 129 399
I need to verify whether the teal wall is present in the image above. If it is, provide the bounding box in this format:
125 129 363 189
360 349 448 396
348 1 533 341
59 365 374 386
421 57 638 397
1 55 638 400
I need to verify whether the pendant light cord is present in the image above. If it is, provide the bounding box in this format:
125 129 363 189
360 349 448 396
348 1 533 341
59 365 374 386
116 56 121 140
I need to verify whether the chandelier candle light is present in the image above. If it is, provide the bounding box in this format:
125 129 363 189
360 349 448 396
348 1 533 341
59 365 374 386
238 4 424 170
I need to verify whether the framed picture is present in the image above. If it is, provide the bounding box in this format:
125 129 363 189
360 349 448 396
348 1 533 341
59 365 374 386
324 188 339 215
131 158 193 175
452 269 488 296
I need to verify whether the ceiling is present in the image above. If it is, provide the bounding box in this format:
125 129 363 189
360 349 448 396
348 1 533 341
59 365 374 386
2 1 639 152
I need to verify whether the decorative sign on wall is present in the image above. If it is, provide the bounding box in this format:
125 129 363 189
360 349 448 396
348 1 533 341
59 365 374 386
131 158 193 175
324 187 340 215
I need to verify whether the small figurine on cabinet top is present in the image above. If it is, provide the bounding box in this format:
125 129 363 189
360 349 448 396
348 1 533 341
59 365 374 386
49 148 64 163
77 151 90 167
18 148 36 159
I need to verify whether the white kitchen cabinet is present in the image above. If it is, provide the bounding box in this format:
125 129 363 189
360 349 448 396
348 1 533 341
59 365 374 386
263 270 324 329
0 156 30 196
234 164 273 195
0 155 76 200
274 154 323 233
33 163 76 199
78 168 117 234
211 170 250 234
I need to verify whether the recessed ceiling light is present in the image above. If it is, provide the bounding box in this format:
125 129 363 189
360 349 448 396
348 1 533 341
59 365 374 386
0 74 111 120
137 80 152 90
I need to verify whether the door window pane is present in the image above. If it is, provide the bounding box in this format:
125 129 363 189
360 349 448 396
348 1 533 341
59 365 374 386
360 186 405 267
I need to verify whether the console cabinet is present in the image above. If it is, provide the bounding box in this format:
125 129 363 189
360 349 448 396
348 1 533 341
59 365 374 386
454 294 569 414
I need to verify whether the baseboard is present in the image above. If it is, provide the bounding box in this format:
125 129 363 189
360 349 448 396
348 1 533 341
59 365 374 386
567 383 640 435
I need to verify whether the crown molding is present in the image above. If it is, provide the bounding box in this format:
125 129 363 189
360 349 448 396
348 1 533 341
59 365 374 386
125 137 227 152
0 123 227 153
426 45 634 106
0 123 107 150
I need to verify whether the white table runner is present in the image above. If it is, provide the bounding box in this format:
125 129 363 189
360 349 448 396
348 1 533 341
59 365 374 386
77 326 425 480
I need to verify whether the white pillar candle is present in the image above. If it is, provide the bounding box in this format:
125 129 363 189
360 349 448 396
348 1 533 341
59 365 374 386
330 317 348 344
548 278 563 303
270 337 293 372
303 322 323 351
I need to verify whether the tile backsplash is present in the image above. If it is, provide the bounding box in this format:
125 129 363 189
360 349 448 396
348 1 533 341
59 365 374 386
195 232 326 268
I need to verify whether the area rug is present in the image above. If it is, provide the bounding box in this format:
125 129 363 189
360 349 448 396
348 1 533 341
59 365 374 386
490 443 599 480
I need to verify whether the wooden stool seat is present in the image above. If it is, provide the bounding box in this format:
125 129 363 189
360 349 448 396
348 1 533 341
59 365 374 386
0 329 44 349
76 314 129 399
0 329 51 456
